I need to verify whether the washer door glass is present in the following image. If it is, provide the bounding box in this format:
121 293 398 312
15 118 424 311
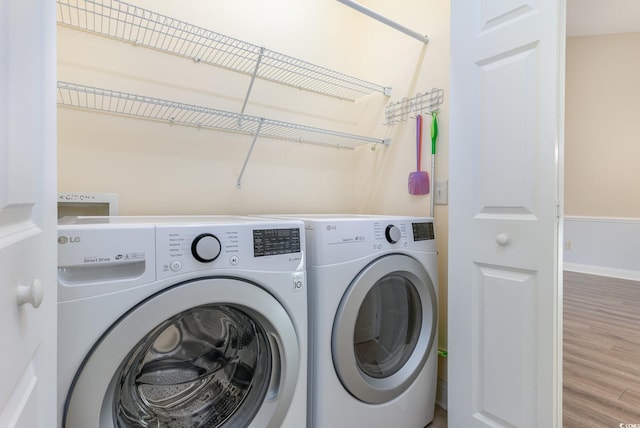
63 278 300 428
114 304 271 428
332 254 437 404
354 274 421 379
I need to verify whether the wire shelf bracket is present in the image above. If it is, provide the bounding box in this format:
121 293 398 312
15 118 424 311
56 0 392 101
384 88 444 125
236 118 264 189
57 81 391 187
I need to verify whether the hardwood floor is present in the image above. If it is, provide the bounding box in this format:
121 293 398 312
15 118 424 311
563 271 640 427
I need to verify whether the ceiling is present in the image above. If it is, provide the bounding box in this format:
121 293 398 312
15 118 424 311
567 0 640 36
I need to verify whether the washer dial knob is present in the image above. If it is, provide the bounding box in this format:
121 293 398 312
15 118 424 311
385 225 401 244
191 233 221 263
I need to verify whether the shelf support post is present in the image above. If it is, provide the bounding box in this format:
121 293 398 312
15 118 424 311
236 118 265 188
239 47 265 122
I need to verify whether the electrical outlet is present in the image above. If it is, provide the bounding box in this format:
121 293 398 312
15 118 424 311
434 180 448 205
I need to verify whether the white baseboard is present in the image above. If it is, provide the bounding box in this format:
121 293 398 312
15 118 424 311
564 216 640 277
435 378 447 410
564 262 640 282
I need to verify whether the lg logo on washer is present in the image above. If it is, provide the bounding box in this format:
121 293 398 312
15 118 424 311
58 236 81 244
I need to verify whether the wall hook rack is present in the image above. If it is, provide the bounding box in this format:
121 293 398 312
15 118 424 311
384 88 444 124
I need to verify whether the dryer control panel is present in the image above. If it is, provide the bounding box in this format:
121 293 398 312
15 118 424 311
372 220 434 249
301 216 436 266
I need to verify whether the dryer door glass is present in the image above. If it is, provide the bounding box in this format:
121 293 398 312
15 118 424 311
354 274 421 378
113 304 271 428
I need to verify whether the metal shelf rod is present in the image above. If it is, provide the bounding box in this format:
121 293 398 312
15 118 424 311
336 0 429 44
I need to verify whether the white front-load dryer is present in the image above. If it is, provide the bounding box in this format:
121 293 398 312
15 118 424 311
57 216 307 428
272 214 438 428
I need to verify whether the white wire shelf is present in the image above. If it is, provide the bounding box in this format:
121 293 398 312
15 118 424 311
56 0 391 101
384 88 444 124
57 81 390 149
57 81 390 187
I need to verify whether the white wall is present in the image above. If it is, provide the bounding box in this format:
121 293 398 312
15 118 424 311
58 0 449 217
565 33 640 217
57 0 377 215
564 33 640 278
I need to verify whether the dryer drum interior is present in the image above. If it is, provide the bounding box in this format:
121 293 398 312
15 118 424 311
353 274 422 379
113 304 271 428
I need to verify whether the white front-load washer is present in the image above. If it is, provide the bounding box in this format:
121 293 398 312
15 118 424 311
272 214 438 428
57 216 307 428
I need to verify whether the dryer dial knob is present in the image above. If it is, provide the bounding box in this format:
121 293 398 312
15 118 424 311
191 233 221 263
385 225 401 244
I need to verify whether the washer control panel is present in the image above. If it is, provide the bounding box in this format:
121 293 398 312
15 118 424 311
156 222 304 279
56 217 305 296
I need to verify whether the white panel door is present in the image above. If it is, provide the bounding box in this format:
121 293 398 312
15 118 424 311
449 1 564 427
0 1 57 427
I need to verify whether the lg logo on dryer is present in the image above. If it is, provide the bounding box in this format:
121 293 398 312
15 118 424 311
58 236 81 245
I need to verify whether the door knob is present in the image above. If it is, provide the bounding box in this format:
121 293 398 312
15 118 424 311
17 279 44 308
496 233 510 246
